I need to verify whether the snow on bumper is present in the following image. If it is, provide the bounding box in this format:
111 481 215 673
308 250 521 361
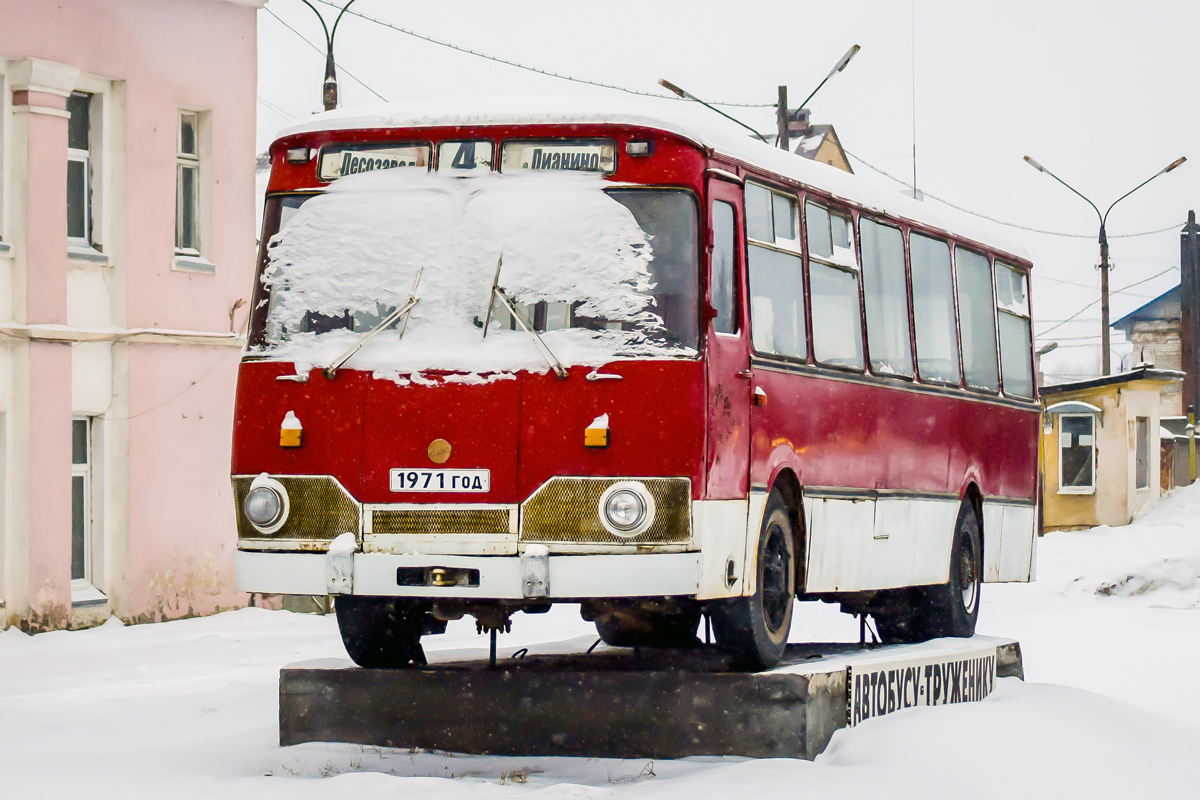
235 549 701 599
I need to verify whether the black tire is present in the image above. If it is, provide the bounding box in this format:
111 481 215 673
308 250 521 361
875 502 982 644
335 596 430 668
594 605 701 648
710 491 796 670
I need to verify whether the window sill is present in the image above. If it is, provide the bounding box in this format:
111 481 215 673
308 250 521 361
1057 487 1096 496
70 580 108 607
0 241 12 258
172 254 217 274
68 243 112 266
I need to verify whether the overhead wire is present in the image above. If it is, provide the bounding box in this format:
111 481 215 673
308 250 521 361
845 148 1184 240
293 3 1182 248
274 2 1183 344
257 95 296 122
265 5 388 102
311 0 774 108
1035 266 1179 339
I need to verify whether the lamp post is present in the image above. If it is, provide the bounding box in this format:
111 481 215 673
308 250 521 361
777 45 861 151
299 0 358 111
1024 155 1186 375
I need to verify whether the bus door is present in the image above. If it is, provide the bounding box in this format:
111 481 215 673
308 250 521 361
704 176 751 500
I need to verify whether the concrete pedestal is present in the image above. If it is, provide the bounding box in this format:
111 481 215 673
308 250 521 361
280 635 1022 760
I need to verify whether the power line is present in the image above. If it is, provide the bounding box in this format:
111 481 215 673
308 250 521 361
312 0 774 109
265 5 388 102
257 95 296 122
845 148 1184 240
1035 266 1178 339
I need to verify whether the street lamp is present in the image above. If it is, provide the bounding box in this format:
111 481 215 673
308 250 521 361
777 44 860 151
299 0 358 111
1024 154 1186 375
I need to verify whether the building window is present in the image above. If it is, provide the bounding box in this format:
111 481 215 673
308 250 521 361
67 92 92 243
176 111 201 255
71 418 92 583
1058 414 1096 493
1135 416 1150 490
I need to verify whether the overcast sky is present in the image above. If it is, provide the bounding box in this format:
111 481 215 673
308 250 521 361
255 1 1199 381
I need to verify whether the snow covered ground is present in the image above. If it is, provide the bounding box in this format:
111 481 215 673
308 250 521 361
4 484 1199 798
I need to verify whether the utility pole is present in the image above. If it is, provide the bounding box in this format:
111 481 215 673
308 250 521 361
1182 210 1200 482
1099 223 1112 375
777 86 789 151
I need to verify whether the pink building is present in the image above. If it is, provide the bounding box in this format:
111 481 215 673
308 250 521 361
0 0 263 630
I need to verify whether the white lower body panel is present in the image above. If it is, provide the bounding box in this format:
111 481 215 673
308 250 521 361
236 549 701 599
982 500 1036 582
803 494 959 593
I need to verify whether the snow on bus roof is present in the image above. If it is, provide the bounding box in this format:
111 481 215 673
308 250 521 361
277 96 1031 263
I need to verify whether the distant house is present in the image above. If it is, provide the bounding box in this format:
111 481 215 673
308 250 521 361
1112 285 1183 416
0 0 263 631
1042 367 1183 531
787 110 853 174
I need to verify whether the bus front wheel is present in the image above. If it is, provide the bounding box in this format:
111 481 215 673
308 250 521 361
335 596 429 668
875 502 982 643
710 492 795 670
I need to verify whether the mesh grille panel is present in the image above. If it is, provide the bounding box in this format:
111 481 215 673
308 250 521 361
232 475 359 541
371 508 511 534
521 478 690 544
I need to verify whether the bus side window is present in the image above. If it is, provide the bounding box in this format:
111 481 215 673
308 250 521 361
712 201 739 334
807 202 864 370
860 218 913 377
910 233 960 384
746 185 805 359
956 248 1000 391
996 263 1034 398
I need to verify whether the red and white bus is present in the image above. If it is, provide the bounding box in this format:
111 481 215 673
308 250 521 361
234 101 1039 670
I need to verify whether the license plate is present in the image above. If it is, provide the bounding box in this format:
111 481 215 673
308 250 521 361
389 468 491 493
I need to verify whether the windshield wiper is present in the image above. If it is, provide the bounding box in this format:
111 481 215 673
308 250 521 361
482 255 568 379
324 269 422 380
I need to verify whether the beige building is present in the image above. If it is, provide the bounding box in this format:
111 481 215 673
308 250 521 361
1042 367 1183 531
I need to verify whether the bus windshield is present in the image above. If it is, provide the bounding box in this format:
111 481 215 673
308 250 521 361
251 171 698 375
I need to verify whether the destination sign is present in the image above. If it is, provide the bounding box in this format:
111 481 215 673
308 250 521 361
501 140 616 174
318 144 431 181
437 140 494 172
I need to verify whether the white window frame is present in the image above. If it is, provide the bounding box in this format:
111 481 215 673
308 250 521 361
67 91 93 247
71 416 106 605
1057 413 1097 495
67 74 114 266
172 107 215 273
176 110 201 256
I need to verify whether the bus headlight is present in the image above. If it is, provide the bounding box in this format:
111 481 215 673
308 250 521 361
599 481 656 538
244 474 289 534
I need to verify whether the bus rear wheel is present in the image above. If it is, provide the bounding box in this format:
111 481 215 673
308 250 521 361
335 596 430 668
710 492 795 670
875 502 982 644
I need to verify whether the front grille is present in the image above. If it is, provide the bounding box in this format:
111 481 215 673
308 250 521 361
232 475 359 542
370 508 512 534
520 477 691 544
